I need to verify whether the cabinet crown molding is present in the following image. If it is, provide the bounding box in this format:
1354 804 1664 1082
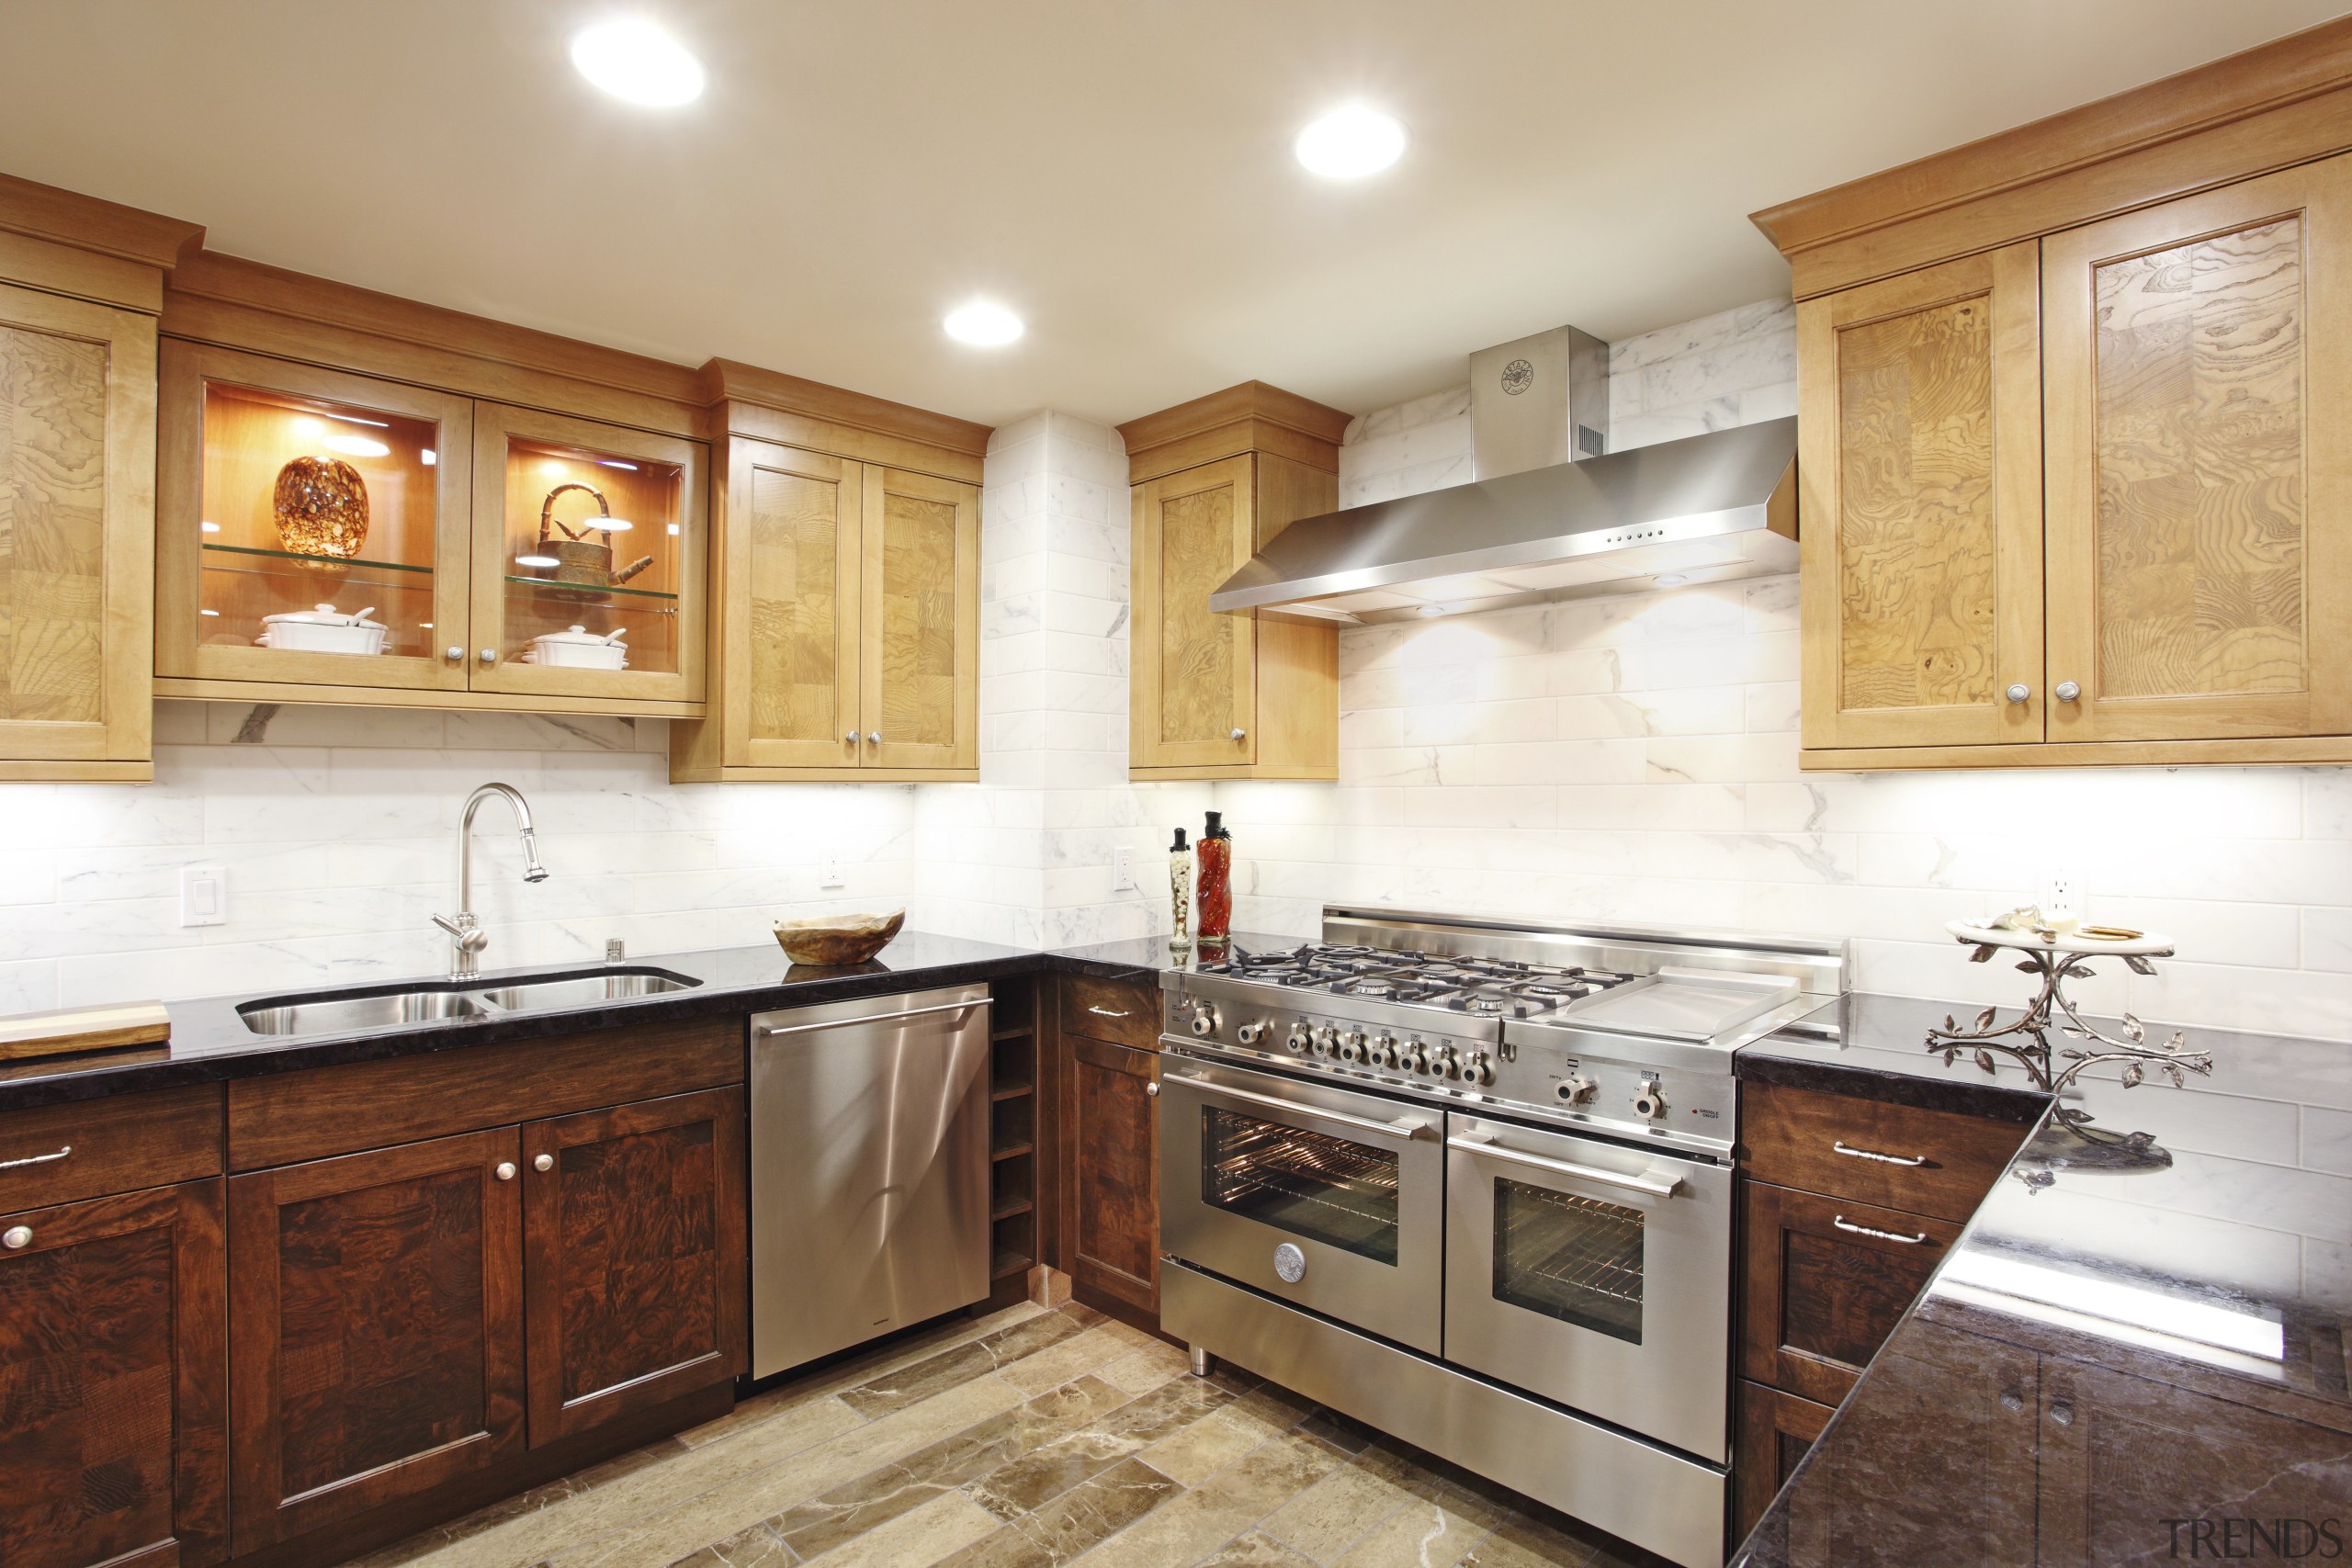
1750 13 2352 297
0 170 204 274
701 357 991 460
1118 380 1352 483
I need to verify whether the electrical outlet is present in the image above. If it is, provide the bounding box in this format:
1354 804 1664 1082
820 859 845 890
1113 845 1136 891
2041 871 2083 926
180 865 227 927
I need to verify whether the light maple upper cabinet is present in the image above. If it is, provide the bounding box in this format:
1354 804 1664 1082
2041 154 2352 746
1797 243 2043 752
0 175 198 781
670 367 988 782
1121 383 1352 781
1758 16 2352 768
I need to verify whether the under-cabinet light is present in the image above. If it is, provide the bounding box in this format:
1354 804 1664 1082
667 523 681 536
200 521 220 534
422 448 437 466
515 554 562 570
199 608 220 617
598 459 639 470
323 434 390 458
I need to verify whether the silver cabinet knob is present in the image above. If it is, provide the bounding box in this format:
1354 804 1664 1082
446 646 465 664
1145 1082 1160 1097
2054 681 2081 702
1 1224 29 1250
494 1161 517 1182
866 731 880 744
2005 683 2030 704
2050 1400 2075 1427
1230 728 1246 741
844 730 857 743
533 1153 555 1172
481 648 499 665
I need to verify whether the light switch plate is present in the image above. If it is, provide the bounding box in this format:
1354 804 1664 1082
1113 845 1136 891
181 865 227 927
820 859 845 890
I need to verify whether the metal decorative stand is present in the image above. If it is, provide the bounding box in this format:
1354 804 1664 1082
1926 921 2213 1171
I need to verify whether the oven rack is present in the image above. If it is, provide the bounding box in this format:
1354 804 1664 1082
1499 1184 1645 1307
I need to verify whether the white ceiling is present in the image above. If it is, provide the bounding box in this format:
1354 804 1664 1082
3 0 2344 427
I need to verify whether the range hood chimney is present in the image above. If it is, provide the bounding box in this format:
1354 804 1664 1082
1209 325 1797 623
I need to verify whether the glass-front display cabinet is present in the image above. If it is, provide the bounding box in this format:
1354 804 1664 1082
469 403 705 705
156 343 475 694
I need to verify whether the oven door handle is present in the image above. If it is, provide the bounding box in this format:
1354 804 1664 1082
1169 1070 1430 1142
1445 1135 1683 1198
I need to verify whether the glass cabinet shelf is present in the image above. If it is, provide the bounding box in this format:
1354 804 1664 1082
501 573 678 603
205 541 434 575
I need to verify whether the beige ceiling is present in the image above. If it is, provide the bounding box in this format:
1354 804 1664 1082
3 0 2343 427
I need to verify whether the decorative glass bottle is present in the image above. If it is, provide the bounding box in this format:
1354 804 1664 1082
1196 811 1232 952
1168 828 1192 960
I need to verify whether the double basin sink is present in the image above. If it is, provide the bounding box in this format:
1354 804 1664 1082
238 965 702 1037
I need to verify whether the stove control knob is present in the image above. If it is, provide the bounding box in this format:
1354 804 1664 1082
1285 1024 1312 1055
1188 1001 1219 1037
1634 1077 1668 1120
1555 1076 1598 1105
1460 1052 1494 1088
1397 1041 1429 1074
1313 1027 1338 1057
1336 1030 1365 1063
1236 1020 1268 1047
1367 1034 1398 1069
1430 1045 1460 1079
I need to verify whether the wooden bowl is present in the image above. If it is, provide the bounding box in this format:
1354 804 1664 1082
773 908 905 966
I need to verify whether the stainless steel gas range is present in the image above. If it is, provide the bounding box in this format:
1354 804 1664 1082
1156 908 1847 1568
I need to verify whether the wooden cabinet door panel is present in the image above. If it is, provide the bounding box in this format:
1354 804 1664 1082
1738 1180 1962 1406
1059 1034 1159 1314
725 438 863 770
859 466 978 771
1132 456 1257 770
0 1180 226 1568
2044 152 2352 741
0 281 153 772
1798 243 2043 750
1733 1380 1834 1546
522 1087 746 1445
228 1129 523 1550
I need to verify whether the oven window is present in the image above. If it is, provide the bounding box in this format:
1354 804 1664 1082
1492 1178 1645 1344
1202 1108 1400 1265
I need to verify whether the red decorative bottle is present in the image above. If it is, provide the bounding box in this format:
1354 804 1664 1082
1196 810 1232 952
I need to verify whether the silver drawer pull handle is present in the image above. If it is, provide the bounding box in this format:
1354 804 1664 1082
1445 1135 1682 1198
0 1144 70 1171
754 997 992 1040
1172 1071 1428 1141
1088 1006 1131 1019
1833 1140 1928 1167
1833 1214 1929 1245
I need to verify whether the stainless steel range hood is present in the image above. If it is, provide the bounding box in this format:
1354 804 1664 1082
1210 325 1798 623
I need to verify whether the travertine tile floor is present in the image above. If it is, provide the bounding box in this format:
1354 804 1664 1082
345 1300 1657 1568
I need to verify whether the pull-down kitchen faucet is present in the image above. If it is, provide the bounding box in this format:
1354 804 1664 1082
433 783 548 979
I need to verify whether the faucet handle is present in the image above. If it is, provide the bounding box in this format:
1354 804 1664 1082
433 912 488 952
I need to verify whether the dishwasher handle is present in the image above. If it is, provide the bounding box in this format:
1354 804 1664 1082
753 996 992 1040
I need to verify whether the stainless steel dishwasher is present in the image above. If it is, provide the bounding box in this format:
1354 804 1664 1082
749 984 993 1377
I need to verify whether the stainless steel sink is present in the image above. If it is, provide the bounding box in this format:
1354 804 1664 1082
237 965 703 1036
476 969 699 1013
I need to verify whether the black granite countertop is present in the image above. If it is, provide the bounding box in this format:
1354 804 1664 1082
1732 994 2352 1567
0 930 1272 1112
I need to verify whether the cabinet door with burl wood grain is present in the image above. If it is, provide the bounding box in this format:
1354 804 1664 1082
227 1129 524 1551
0 1180 226 1568
522 1087 747 1444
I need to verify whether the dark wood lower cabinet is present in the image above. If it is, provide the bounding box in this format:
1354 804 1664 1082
228 1128 526 1551
1734 1381 1834 1542
1739 1179 1962 1406
522 1086 746 1444
1057 1030 1160 1317
0 1179 228 1568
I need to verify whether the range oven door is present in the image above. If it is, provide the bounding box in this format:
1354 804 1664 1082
1159 1052 1445 1354
1443 1112 1733 1462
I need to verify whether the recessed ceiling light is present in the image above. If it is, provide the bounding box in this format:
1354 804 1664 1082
571 18 706 107
1295 106 1407 178
1418 604 1450 618
944 301 1024 347
1654 573 1690 586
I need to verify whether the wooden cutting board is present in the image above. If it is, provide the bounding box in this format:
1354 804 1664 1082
0 1001 171 1060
